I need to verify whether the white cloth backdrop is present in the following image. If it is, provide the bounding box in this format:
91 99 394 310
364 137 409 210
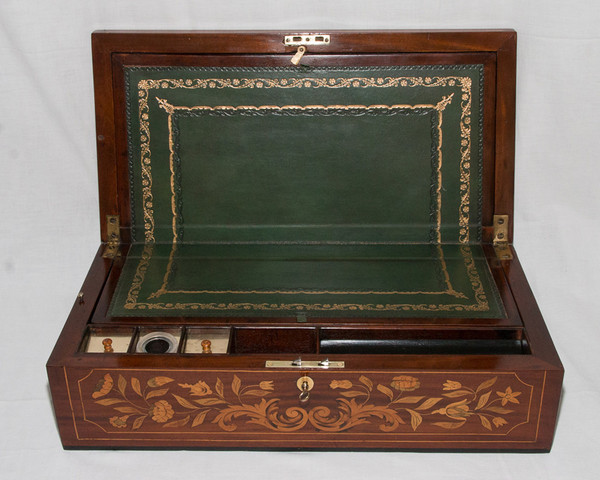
1 0 599 478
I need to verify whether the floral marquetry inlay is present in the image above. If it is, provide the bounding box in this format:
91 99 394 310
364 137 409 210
80 372 533 435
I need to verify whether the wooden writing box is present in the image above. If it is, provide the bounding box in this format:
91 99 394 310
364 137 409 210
47 30 563 451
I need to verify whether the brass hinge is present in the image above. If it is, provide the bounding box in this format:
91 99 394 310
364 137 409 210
102 215 120 259
493 214 513 260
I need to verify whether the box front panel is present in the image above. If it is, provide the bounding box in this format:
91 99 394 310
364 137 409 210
63 367 549 449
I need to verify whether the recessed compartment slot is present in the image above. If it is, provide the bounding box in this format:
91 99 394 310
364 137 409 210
81 327 135 353
136 327 183 354
320 329 529 355
184 327 231 354
231 328 317 354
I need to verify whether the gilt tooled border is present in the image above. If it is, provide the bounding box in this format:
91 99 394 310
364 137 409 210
162 99 451 245
140 98 470 304
133 71 477 244
123 244 489 313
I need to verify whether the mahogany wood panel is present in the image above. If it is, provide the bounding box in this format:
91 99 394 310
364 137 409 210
57 367 553 450
47 31 562 451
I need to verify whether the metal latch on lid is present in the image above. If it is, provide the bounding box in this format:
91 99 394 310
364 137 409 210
284 34 330 65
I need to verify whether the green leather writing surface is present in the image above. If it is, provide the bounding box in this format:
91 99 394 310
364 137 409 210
109 65 504 319
109 244 504 318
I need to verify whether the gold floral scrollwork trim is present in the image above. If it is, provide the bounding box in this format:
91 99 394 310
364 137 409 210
156 96 454 246
123 244 490 313
136 75 474 244
87 373 530 435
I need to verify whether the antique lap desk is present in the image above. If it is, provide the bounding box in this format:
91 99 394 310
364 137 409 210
47 30 563 451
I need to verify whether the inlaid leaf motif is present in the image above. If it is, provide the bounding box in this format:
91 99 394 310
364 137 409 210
244 390 271 397
118 375 127 397
416 397 442 411
114 406 144 414
146 388 169 400
406 409 422 431
476 376 497 393
94 398 125 406
377 384 394 401
163 415 190 428
132 415 147 430
131 377 142 397
393 396 425 404
192 411 209 427
339 391 367 398
475 391 491 410
442 390 472 398
479 415 492 431
232 375 241 395
359 375 373 391
173 394 198 409
147 376 174 388
194 398 227 406
215 378 224 398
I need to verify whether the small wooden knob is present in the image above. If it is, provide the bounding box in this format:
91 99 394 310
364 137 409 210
102 338 114 353
201 339 212 354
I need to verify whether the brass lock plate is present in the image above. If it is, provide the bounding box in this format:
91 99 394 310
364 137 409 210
296 376 314 391
265 360 345 368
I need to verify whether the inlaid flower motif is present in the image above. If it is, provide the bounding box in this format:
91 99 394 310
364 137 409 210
151 400 174 423
92 374 114 399
109 416 128 428
390 375 420 392
259 381 274 391
92 373 524 435
443 380 462 391
492 417 508 427
179 380 212 396
496 386 521 406
330 380 353 389
433 399 470 421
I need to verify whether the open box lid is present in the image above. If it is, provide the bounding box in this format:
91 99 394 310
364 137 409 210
92 30 516 319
